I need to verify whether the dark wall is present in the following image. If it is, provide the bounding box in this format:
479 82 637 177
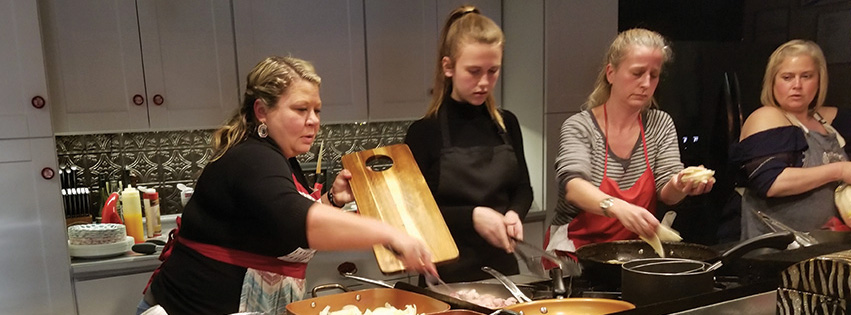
617 0 851 245
619 0 743 42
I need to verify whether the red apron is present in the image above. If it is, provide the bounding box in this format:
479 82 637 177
544 105 657 268
144 174 319 293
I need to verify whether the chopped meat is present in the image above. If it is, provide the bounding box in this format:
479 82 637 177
449 289 518 308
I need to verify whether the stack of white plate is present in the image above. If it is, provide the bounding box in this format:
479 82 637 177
69 236 134 259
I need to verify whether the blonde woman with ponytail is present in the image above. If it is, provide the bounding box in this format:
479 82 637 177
140 56 437 315
404 6 532 283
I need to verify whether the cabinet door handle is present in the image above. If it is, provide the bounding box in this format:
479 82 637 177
133 94 145 106
41 167 55 180
31 96 46 109
153 94 164 106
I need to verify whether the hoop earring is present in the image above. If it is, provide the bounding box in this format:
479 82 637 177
257 122 268 138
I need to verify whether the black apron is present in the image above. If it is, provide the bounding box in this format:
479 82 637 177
432 107 522 282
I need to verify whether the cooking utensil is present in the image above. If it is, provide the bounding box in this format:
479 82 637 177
314 140 325 191
502 298 635 315
288 287 450 315
392 282 519 315
424 273 454 296
754 210 819 248
512 237 581 277
621 258 714 306
575 231 795 287
509 237 572 298
481 267 533 303
342 144 458 273
336 262 533 311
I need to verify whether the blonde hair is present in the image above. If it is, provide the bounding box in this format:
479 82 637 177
760 39 828 114
585 28 672 109
211 56 321 161
425 5 506 130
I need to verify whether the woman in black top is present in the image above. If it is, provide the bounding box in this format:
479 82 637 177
140 56 437 315
405 6 533 283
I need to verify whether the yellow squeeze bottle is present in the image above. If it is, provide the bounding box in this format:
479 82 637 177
121 185 145 243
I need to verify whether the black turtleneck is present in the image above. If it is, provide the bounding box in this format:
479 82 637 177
404 97 533 233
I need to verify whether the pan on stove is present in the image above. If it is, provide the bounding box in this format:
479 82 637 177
575 231 795 286
503 298 635 315
287 286 450 315
336 262 536 306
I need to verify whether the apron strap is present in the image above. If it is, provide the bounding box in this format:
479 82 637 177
178 236 307 278
784 111 846 148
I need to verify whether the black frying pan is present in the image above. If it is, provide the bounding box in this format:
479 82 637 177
575 231 795 287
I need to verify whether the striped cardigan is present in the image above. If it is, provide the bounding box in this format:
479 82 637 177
552 109 684 225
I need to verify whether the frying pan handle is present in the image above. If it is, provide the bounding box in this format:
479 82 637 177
549 268 566 298
719 231 794 263
341 274 395 288
311 283 350 297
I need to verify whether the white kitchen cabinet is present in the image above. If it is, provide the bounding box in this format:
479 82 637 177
0 0 76 314
74 272 152 315
365 0 502 121
233 0 368 123
0 138 75 314
0 0 52 139
40 0 239 133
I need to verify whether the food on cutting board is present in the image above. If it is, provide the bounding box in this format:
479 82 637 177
319 303 420 315
681 166 715 184
639 224 683 258
451 288 518 308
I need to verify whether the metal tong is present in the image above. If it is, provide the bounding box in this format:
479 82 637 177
510 237 576 298
512 237 582 277
755 210 819 248
481 267 533 303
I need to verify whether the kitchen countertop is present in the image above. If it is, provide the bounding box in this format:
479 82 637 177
71 250 163 281
71 217 177 281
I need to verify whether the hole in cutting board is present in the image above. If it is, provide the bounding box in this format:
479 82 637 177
365 155 394 172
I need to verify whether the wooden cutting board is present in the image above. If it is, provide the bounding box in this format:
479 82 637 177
342 144 458 273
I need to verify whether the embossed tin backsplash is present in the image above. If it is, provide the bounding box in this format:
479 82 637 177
55 121 412 216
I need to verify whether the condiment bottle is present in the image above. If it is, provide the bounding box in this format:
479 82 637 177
121 185 145 243
142 188 162 237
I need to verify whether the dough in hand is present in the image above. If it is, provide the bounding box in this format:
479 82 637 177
681 166 715 183
639 224 683 258
639 234 665 258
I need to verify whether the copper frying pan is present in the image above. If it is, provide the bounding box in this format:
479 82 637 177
502 298 635 315
286 287 450 315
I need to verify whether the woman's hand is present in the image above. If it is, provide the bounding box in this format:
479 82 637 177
504 210 524 241
327 169 354 206
670 169 715 196
609 199 659 239
386 234 438 276
472 206 515 253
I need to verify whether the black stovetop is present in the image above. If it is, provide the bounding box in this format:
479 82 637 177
522 241 851 314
